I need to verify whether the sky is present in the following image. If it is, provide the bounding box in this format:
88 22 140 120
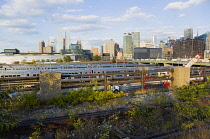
0 0 210 53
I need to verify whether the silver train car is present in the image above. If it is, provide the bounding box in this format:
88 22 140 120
0 63 170 80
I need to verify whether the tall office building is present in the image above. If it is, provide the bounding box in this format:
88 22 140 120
48 37 56 53
131 32 140 48
184 28 193 40
152 35 157 47
56 27 71 53
39 40 45 53
206 34 210 50
65 28 71 49
123 33 133 59
103 39 119 58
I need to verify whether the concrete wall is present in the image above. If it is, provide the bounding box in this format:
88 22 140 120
171 67 190 88
39 72 61 101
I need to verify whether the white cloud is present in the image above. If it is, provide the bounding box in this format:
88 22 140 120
64 9 84 12
70 24 107 31
47 14 99 23
179 13 185 17
7 28 39 35
126 6 140 14
0 19 36 28
45 0 84 4
164 0 206 10
102 6 153 22
0 0 84 17
188 0 206 5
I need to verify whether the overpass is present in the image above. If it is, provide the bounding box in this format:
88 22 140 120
131 59 210 67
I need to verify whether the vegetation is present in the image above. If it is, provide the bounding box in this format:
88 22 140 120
47 86 125 107
92 55 101 61
13 61 20 64
56 58 63 63
2 81 210 138
63 56 73 62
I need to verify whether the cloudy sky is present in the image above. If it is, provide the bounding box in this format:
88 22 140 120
0 0 209 52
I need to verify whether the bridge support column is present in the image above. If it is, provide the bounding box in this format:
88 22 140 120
40 72 61 101
171 67 190 88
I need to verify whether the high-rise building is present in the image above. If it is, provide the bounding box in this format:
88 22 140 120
56 27 71 53
204 34 210 59
184 28 193 40
39 40 45 53
123 33 133 59
173 39 205 58
48 37 56 52
152 35 157 47
65 28 71 49
91 47 99 56
103 39 119 58
132 32 140 48
206 34 210 50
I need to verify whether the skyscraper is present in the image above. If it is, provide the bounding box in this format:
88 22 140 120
131 32 140 48
39 40 45 53
152 35 157 47
48 37 56 53
206 34 210 50
56 27 71 53
103 39 119 58
184 28 193 40
65 28 71 49
123 33 133 59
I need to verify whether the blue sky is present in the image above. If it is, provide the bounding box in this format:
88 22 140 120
0 0 209 52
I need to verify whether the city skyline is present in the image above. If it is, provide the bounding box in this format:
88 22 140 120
0 0 210 52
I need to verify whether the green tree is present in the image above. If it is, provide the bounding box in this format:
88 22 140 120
56 58 63 63
92 55 101 61
31 60 36 64
46 59 50 62
63 56 73 62
41 59 45 63
21 59 27 64
13 61 20 64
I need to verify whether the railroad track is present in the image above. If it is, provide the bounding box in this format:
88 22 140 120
19 107 132 126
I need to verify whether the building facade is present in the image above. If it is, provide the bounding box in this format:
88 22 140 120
184 28 193 40
43 46 53 53
48 37 56 53
140 41 155 48
132 32 140 48
162 47 173 60
173 39 205 59
123 33 133 59
91 47 100 56
56 27 71 53
103 39 119 59
134 47 162 59
152 35 157 47
204 34 210 59
39 40 45 53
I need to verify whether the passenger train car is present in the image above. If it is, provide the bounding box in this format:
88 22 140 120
0 63 170 79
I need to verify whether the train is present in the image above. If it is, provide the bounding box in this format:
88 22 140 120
0 63 170 79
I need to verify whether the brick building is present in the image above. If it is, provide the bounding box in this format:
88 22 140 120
173 39 205 59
